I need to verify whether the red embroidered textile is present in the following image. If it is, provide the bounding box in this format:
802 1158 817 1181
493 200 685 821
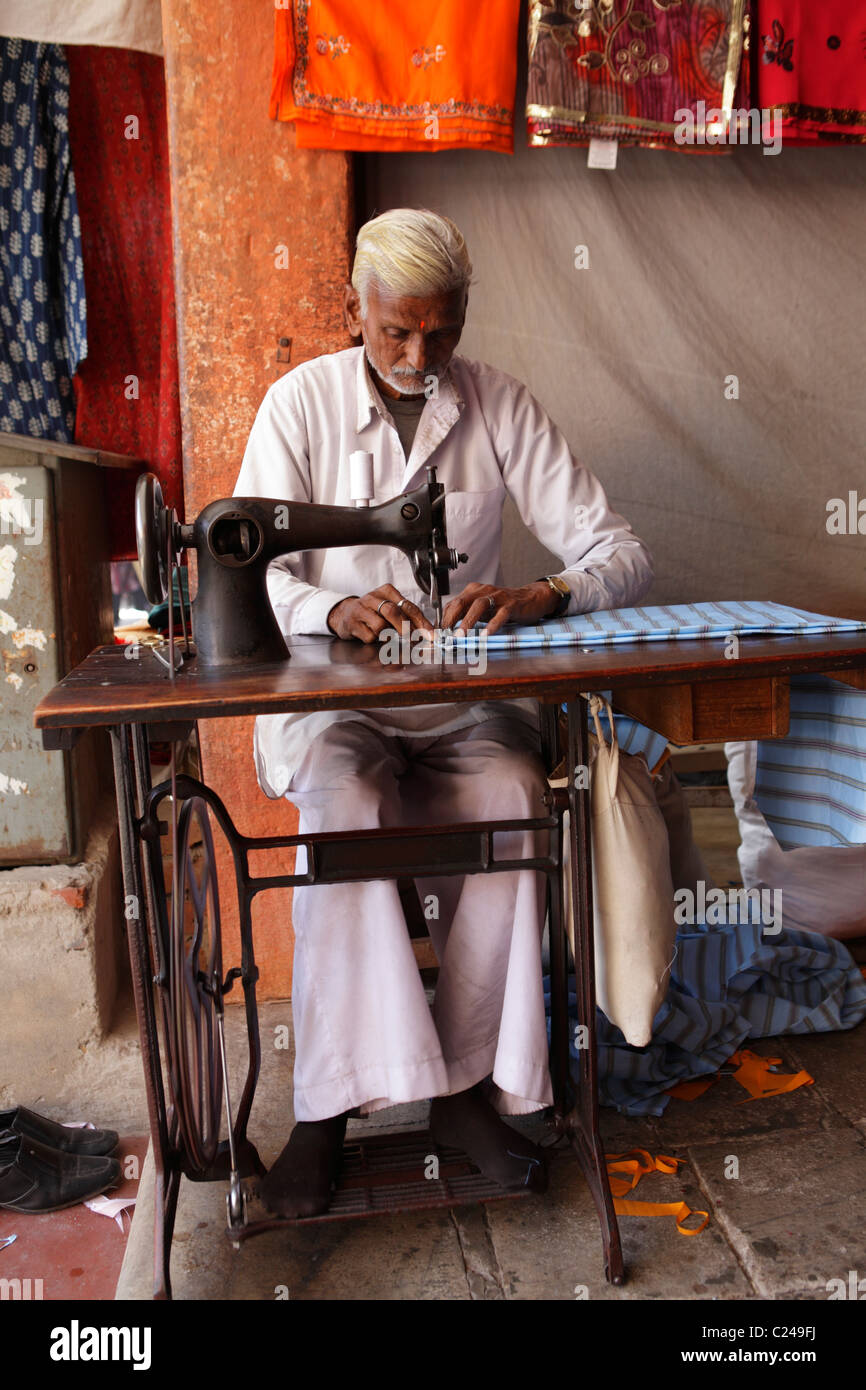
270 0 521 153
527 0 749 149
66 47 182 559
754 2 866 144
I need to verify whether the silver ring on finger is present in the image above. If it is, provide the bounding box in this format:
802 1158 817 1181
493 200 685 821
396 599 407 611
376 599 389 617
487 595 496 612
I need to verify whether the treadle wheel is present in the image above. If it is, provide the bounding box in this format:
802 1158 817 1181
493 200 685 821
135 471 171 605
163 797 225 1177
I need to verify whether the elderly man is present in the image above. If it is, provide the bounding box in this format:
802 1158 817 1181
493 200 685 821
235 208 653 1217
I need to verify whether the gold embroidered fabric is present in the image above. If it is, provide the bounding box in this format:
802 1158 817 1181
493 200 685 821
527 0 749 149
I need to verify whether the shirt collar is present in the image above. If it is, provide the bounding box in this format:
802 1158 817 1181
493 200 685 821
354 346 464 437
355 347 380 432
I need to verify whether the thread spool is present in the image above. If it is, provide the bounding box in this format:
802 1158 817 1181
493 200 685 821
349 450 374 508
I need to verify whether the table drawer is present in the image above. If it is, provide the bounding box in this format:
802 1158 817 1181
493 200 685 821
613 676 789 744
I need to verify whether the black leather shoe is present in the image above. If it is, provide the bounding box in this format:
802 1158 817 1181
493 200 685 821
0 1134 121 1213
0 1106 118 1157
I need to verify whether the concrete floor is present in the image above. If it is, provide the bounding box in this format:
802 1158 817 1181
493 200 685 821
10 801 866 1302
114 996 866 1302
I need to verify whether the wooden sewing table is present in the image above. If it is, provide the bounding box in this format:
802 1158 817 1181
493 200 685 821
33 629 866 1299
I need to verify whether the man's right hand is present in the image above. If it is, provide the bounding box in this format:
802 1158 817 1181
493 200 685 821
326 585 434 644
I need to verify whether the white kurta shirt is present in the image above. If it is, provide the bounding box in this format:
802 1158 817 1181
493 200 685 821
234 346 654 796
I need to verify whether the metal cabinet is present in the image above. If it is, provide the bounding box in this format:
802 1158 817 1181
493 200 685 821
0 433 142 863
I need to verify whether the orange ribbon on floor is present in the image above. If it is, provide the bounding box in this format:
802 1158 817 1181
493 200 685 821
727 1049 814 1104
665 1076 716 1102
605 1149 709 1237
666 1049 814 1105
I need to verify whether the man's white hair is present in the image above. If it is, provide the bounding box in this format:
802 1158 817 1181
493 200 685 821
352 208 473 315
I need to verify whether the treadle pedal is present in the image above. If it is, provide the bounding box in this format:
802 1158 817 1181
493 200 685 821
229 1127 542 1241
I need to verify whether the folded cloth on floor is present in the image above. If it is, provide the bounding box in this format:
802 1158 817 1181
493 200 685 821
547 916 866 1117
451 600 866 653
270 0 520 152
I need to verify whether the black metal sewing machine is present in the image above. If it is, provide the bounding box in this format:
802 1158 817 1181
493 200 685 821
135 466 467 667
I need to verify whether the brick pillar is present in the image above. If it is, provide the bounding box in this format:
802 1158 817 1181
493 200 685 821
160 1 352 996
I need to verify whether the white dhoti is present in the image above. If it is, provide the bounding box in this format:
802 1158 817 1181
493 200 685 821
285 714 554 1122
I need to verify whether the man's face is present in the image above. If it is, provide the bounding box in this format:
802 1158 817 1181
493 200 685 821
344 281 467 399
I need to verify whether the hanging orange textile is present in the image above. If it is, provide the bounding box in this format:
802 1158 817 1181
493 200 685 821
270 1 521 152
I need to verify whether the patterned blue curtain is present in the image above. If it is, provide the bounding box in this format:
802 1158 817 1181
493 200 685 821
0 38 87 441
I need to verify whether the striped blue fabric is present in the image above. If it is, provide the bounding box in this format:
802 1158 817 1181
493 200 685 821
534 607 866 1113
756 675 866 851
453 600 866 652
550 599 866 768
599 704 669 771
546 919 866 1117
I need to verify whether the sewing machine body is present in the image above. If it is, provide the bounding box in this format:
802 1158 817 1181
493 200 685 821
136 467 467 667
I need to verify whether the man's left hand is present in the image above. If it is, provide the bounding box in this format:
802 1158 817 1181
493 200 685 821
442 581 561 637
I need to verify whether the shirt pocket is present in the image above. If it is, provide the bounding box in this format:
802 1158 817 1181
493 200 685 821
443 488 503 574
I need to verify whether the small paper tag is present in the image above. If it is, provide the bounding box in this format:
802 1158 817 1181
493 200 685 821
587 138 618 170
84 1194 137 1231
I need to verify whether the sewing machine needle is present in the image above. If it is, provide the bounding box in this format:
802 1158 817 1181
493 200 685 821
430 570 442 630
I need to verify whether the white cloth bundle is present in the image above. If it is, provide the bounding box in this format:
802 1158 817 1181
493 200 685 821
726 740 866 940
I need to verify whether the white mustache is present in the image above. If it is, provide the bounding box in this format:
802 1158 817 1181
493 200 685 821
391 366 443 381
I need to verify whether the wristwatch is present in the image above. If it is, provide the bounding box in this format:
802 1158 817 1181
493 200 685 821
537 574 571 618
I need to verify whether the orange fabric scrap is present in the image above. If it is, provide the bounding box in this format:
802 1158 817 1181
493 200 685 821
727 1049 814 1104
666 1049 814 1105
270 1 520 152
605 1149 708 1237
666 1076 716 1102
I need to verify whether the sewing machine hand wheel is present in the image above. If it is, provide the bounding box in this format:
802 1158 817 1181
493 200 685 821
135 472 172 606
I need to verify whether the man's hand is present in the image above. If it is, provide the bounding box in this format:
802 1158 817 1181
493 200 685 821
442 581 560 637
327 585 434 643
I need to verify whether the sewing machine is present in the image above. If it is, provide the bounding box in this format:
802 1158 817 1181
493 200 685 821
134 465 468 667
35 598 866 1294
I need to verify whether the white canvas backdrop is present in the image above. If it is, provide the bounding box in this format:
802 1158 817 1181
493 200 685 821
1 0 162 54
362 111 865 617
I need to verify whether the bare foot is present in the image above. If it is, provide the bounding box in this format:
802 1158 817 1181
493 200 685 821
259 1114 348 1218
430 1085 547 1193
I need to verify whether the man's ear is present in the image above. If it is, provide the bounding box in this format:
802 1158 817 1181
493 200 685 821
343 283 363 338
